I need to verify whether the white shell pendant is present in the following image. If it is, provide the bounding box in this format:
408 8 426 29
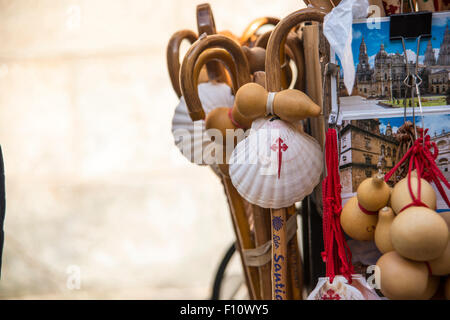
229 117 323 209
306 276 381 300
171 82 234 166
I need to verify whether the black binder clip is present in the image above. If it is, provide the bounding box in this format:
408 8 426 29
389 11 432 139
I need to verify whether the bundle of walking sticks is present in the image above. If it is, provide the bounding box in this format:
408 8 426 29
167 3 334 300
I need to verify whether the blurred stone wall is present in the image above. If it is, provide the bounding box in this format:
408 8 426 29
0 0 304 299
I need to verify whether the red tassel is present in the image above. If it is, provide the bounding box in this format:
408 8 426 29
322 128 354 283
385 129 450 210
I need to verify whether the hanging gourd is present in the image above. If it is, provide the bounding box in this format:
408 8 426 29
390 205 448 262
383 131 450 258
390 172 437 214
374 128 450 299
340 196 378 241
375 251 434 300
356 173 390 212
422 276 441 300
235 82 321 123
427 211 450 275
374 206 395 253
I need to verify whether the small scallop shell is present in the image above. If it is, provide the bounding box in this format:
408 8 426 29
171 82 234 168
229 117 323 209
307 276 371 300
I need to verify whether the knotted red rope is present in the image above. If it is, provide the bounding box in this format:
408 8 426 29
384 128 450 211
322 128 354 283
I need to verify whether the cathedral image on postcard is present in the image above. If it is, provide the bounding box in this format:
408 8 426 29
343 25 450 99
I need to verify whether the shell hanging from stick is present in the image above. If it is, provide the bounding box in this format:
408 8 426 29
171 82 234 167
229 117 323 209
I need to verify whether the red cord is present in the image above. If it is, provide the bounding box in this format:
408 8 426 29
357 202 378 215
384 129 450 210
227 108 243 129
322 128 354 283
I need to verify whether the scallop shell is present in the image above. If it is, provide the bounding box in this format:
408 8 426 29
307 276 371 300
171 82 234 168
229 117 323 209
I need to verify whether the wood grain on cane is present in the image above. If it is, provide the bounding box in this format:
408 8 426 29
286 33 306 91
167 30 198 98
264 8 326 300
240 17 280 46
302 23 328 219
196 3 226 82
271 209 288 299
287 205 303 300
252 204 272 300
223 176 261 300
193 48 238 92
179 34 260 299
180 34 251 121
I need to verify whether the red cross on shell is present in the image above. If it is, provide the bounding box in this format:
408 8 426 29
271 138 288 179
321 288 342 300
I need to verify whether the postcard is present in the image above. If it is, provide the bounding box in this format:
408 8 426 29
332 12 450 212
338 114 449 211
332 11 450 121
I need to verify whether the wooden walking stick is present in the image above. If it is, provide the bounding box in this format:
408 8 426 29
182 35 300 300
167 3 243 98
270 208 288 299
251 205 272 300
242 56 305 299
240 17 280 46
167 30 198 98
196 3 227 82
301 21 333 232
286 33 306 92
180 34 261 299
265 7 327 300
231 80 322 300
255 31 305 92
185 46 256 297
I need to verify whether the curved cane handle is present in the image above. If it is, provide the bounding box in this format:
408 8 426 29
286 32 306 91
219 30 241 45
196 3 225 82
240 17 280 45
167 30 198 98
255 31 304 90
193 48 239 92
265 8 326 91
180 34 251 121
234 9 326 123
197 3 217 36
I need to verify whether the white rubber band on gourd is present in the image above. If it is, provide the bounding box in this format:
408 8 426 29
266 92 276 116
